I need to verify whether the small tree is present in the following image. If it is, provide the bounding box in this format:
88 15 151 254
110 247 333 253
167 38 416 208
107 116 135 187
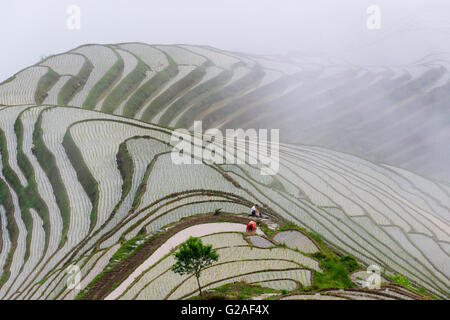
171 236 219 298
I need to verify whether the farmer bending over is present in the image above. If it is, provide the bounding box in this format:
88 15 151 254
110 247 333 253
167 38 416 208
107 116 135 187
246 220 257 233
250 204 260 217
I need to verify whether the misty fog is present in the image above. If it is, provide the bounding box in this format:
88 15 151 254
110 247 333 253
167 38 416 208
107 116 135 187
1 0 450 81
0 0 449 182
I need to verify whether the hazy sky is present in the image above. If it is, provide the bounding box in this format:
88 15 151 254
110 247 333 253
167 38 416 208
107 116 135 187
1 0 450 81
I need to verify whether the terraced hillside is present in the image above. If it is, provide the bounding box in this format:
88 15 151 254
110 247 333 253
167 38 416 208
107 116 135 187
0 105 448 299
1 44 449 182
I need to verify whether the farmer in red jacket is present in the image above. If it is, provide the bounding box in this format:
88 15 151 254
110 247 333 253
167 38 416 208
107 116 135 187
246 220 257 233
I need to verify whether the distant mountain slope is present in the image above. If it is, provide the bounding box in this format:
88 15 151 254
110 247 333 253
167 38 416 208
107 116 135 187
0 43 449 182
0 105 448 299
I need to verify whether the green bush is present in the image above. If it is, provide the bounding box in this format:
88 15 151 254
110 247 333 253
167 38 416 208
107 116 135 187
313 257 354 289
339 255 360 273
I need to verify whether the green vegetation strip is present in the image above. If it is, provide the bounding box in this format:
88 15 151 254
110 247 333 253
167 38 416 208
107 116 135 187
140 64 207 123
101 59 149 114
78 214 255 300
176 65 265 128
58 59 94 106
34 69 60 105
191 281 279 300
268 223 360 291
33 113 70 245
62 129 99 233
116 142 134 203
222 160 446 296
0 129 33 266
131 153 162 210
123 55 178 118
385 274 437 299
14 116 50 250
0 179 18 286
83 50 124 109
159 69 233 126
202 74 299 128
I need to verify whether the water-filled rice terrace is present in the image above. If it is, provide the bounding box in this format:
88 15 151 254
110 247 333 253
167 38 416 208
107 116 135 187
0 43 448 300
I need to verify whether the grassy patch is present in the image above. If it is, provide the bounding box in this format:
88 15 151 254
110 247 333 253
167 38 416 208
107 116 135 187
306 228 359 290
387 273 412 287
107 234 147 271
417 286 439 300
58 59 94 106
35 69 60 105
275 223 327 251
385 273 438 299
189 281 279 300
311 253 358 289
257 221 276 238
278 224 437 298
306 231 323 243
269 221 360 291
